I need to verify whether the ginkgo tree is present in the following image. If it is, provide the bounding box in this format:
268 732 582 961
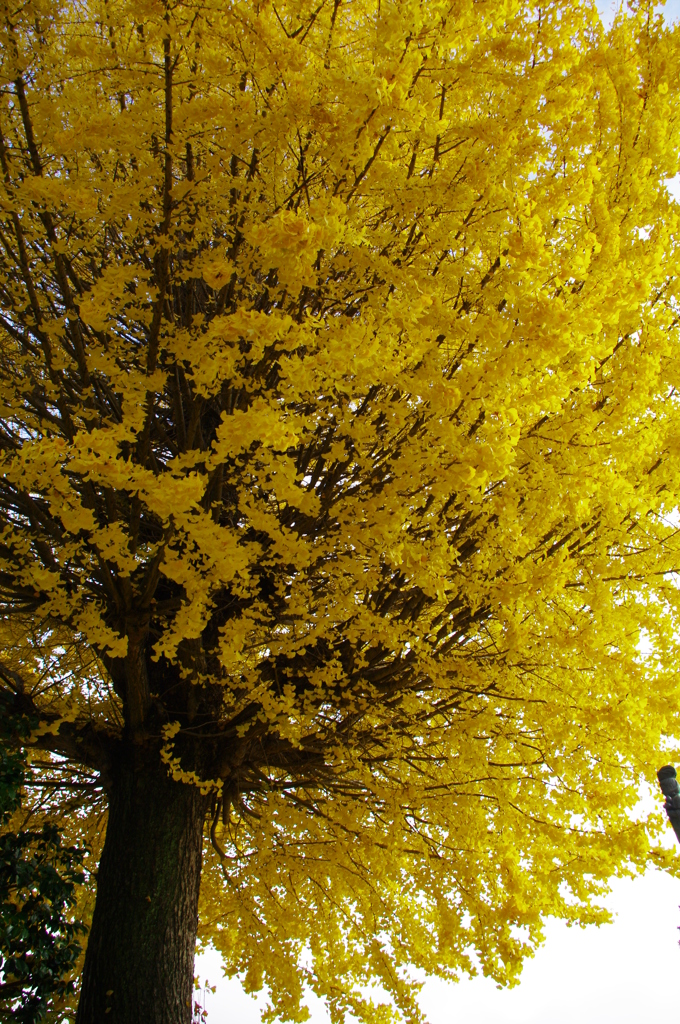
1 0 680 1021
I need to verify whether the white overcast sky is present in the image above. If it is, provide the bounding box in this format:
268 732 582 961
197 3 680 1022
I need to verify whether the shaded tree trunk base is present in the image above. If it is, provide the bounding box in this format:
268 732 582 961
75 755 207 1024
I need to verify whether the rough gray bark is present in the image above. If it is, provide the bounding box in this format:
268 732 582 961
75 754 207 1024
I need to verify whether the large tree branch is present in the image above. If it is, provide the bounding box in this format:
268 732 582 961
0 661 118 778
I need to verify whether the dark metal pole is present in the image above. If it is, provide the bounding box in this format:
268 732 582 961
657 765 680 845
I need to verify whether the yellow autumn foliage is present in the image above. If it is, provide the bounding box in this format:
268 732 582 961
0 0 680 1020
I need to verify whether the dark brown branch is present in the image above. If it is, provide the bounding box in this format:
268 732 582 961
345 127 391 202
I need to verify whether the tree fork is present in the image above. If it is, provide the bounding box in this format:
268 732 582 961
75 754 208 1024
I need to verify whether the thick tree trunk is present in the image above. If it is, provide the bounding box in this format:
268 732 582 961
75 755 207 1024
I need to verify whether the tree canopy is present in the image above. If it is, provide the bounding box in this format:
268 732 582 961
1 0 680 1020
